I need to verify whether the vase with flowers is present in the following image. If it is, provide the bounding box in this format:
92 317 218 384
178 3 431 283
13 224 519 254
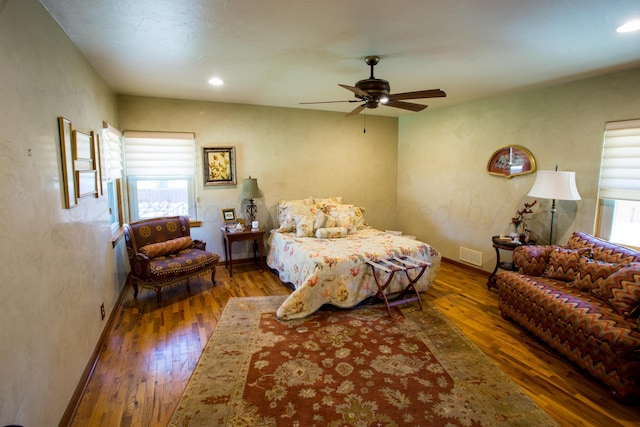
511 200 537 243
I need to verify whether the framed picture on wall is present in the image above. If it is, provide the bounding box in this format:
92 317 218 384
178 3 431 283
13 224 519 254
203 146 236 186
58 117 77 208
73 130 94 171
486 145 536 178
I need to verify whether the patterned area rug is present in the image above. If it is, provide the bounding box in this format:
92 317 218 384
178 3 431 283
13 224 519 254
169 296 557 426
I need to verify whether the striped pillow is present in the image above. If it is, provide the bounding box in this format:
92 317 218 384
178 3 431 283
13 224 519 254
544 247 590 282
591 263 640 317
572 257 626 292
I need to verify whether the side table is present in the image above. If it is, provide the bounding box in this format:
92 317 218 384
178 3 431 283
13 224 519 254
487 235 534 290
221 228 265 277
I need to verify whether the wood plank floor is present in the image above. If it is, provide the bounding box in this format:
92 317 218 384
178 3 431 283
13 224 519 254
67 261 640 426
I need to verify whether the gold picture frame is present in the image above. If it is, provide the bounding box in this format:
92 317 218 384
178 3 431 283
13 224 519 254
486 145 536 179
58 117 77 208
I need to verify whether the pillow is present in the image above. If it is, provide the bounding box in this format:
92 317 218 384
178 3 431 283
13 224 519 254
315 227 348 239
543 247 591 282
139 236 193 258
294 215 315 237
279 204 319 232
314 211 337 230
328 204 367 230
334 211 357 234
571 257 626 292
313 196 343 205
591 263 640 317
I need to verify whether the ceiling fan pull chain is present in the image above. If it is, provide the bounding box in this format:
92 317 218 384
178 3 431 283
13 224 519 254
363 110 366 133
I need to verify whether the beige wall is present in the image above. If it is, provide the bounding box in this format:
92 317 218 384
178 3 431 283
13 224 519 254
0 1 119 426
4 0 640 425
398 67 640 271
117 96 399 258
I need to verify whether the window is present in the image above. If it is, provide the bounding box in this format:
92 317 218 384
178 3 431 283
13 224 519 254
124 131 197 222
103 122 124 237
596 119 640 248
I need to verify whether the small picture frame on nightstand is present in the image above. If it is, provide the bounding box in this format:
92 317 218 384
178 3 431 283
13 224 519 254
221 208 236 223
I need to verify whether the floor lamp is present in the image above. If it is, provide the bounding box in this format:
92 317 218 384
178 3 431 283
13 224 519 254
527 167 581 245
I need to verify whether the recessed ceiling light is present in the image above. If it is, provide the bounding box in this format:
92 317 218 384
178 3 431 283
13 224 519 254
208 77 224 86
616 20 640 33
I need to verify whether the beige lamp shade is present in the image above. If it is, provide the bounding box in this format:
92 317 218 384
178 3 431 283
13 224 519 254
528 170 581 201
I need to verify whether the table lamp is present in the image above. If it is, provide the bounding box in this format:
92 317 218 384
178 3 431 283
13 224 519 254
527 166 581 245
240 176 263 223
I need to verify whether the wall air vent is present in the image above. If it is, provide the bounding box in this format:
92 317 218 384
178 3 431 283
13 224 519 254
459 247 483 267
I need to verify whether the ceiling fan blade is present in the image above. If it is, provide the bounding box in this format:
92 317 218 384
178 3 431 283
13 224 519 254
389 89 446 101
346 104 366 117
339 84 370 98
385 100 428 112
300 100 359 105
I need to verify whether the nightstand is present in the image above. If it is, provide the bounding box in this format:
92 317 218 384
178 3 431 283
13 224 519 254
221 228 265 277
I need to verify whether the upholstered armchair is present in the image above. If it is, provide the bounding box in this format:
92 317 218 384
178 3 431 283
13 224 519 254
123 216 220 306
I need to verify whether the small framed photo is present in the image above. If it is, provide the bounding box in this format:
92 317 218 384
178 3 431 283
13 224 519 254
204 146 236 186
221 208 236 223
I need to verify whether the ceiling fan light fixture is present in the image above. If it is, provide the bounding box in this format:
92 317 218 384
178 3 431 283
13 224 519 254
616 19 640 33
379 95 390 104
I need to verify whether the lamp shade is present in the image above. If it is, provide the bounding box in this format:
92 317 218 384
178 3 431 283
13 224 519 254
240 177 263 199
527 170 581 201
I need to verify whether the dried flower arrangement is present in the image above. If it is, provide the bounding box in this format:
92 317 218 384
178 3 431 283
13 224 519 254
511 200 537 235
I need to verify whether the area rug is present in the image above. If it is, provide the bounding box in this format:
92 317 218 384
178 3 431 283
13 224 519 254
169 296 558 426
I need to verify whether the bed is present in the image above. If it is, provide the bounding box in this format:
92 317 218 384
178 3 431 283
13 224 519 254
266 198 441 319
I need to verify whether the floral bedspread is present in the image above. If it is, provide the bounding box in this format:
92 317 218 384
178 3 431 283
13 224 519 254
267 228 441 319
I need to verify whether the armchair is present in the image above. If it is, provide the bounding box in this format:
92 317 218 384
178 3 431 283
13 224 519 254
123 216 220 306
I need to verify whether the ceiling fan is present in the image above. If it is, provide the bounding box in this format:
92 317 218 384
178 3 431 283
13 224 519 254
301 55 446 116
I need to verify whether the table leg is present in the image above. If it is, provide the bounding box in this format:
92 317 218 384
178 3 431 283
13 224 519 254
258 238 265 271
487 246 500 290
227 239 234 277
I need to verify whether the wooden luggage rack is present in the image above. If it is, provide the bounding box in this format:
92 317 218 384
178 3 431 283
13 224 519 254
366 255 432 316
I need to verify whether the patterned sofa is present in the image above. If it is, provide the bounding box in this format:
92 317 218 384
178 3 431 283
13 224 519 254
497 231 640 401
124 216 220 306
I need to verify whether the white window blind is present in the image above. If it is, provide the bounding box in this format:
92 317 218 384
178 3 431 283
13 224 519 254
599 119 640 201
123 131 195 176
103 122 123 180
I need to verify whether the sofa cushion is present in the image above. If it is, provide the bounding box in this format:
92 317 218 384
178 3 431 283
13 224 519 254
139 236 193 258
572 257 626 292
591 263 640 317
144 248 218 283
567 231 640 264
544 247 590 282
513 245 554 276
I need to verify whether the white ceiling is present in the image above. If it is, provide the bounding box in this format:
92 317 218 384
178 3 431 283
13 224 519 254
39 0 640 117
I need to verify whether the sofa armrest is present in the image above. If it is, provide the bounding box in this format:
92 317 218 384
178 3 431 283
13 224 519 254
513 245 555 277
193 239 207 250
131 253 152 280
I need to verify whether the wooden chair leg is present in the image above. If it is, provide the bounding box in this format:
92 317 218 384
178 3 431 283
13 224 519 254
155 288 162 307
132 281 139 299
211 266 217 283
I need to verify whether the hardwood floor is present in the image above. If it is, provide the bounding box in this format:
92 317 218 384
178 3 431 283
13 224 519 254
66 260 640 426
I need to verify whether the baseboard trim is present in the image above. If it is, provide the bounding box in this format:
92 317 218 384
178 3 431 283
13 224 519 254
441 256 489 277
58 275 131 427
